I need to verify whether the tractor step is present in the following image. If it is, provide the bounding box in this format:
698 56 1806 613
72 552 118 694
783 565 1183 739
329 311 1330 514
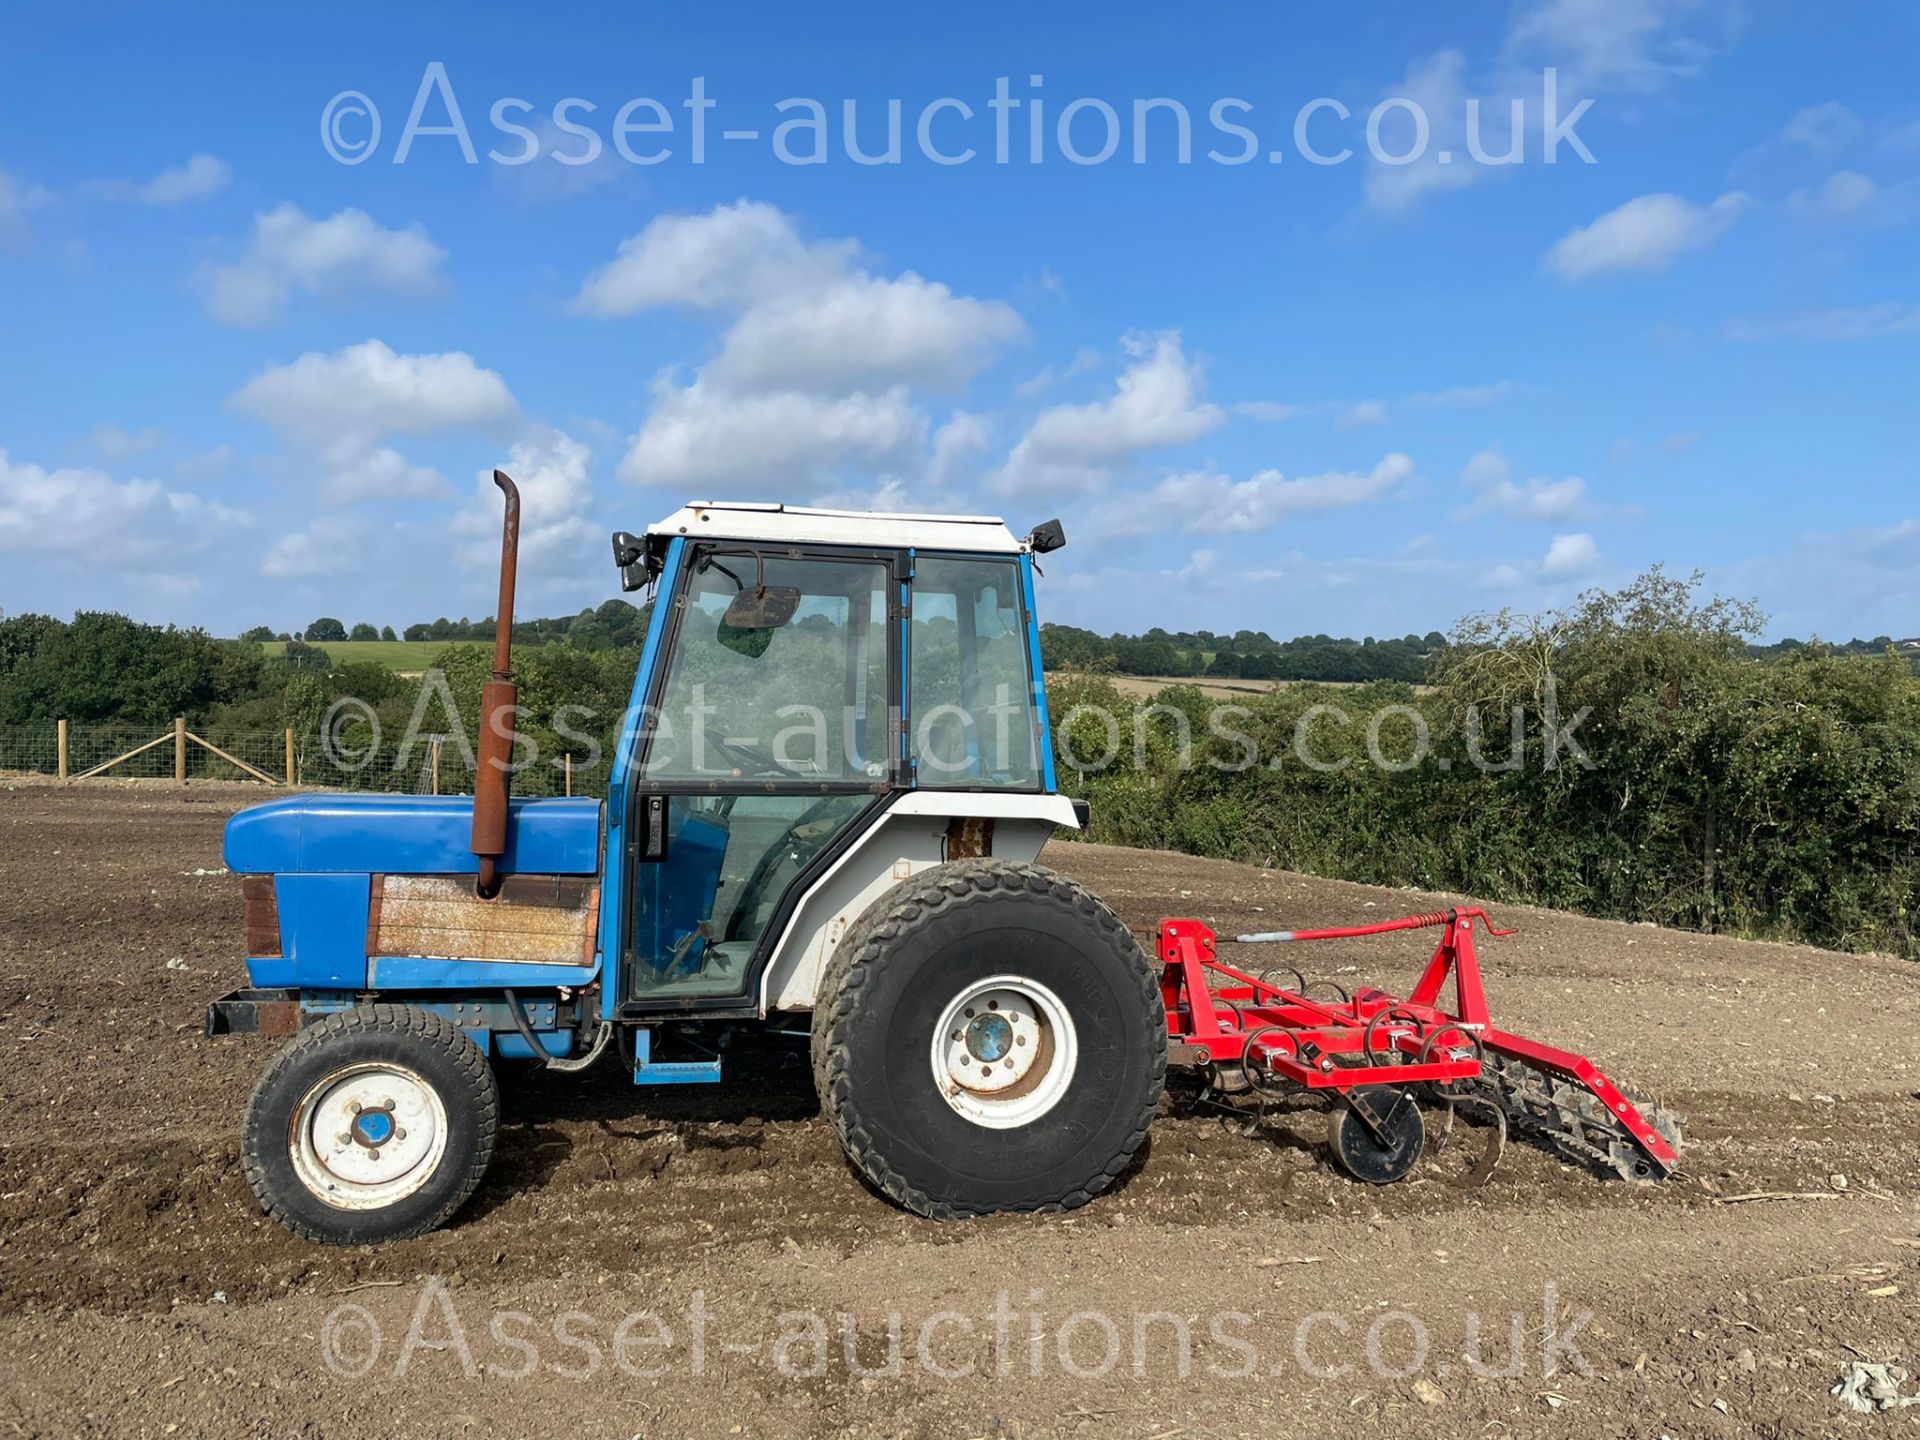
630 1026 723 1085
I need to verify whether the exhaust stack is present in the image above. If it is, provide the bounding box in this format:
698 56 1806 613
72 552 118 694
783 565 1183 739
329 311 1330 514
472 469 520 898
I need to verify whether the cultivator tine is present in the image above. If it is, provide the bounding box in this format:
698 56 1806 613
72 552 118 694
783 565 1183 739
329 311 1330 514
1426 1090 1508 1189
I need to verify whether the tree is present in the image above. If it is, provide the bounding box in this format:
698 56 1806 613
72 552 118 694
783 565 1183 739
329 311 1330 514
0 612 233 725
379 625 397 642
348 622 380 641
306 617 348 642
240 625 276 643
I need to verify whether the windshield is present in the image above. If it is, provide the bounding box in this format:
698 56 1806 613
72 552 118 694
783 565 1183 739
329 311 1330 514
643 550 891 781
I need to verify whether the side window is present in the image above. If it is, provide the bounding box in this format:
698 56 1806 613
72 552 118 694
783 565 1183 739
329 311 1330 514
645 552 891 781
909 556 1041 789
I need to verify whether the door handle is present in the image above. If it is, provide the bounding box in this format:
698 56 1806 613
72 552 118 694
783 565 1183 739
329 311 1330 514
640 794 669 862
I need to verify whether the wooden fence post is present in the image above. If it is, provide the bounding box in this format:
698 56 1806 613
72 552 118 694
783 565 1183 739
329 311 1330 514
565 752 573 797
285 729 296 786
430 737 442 796
57 719 69 781
174 716 187 783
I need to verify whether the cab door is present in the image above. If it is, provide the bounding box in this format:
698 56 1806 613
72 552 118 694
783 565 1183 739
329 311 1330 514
620 545 900 1007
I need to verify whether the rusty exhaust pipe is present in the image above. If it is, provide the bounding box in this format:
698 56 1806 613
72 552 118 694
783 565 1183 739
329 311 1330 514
472 469 520 898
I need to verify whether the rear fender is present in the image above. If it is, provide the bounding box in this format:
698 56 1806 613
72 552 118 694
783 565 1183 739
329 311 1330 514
757 792 1080 1013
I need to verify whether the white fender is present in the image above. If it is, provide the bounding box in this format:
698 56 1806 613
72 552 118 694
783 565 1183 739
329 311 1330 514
757 792 1081 1014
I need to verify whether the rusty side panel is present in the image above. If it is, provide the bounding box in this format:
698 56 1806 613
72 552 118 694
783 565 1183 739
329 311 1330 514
945 816 996 859
369 874 598 964
242 875 282 958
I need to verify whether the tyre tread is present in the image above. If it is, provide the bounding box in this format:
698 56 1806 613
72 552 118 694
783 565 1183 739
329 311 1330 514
241 1003 498 1246
810 859 1164 1219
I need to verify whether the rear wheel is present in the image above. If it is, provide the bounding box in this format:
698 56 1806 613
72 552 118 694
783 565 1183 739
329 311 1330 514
812 859 1165 1218
242 1005 498 1245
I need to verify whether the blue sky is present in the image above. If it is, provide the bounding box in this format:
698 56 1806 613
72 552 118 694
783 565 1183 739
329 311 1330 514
2 2 1916 641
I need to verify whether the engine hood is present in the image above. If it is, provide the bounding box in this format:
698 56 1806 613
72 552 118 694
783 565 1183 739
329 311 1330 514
225 794 603 876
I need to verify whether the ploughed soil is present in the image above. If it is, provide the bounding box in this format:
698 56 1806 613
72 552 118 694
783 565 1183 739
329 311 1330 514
1 781 1917 1438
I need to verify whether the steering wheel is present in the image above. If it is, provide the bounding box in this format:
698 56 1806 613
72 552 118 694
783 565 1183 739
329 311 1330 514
710 735 804 779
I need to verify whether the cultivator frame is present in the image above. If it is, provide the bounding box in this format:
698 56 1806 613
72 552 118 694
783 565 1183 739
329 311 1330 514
1159 908 1682 1186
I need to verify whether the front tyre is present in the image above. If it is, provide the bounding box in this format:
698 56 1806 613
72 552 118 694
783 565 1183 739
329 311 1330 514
811 860 1165 1218
242 1004 499 1245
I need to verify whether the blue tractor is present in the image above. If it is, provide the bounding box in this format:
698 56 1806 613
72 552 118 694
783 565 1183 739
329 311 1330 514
209 476 1164 1244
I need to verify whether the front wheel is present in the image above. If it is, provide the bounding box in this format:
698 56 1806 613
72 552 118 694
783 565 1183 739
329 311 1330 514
242 1005 499 1245
811 860 1165 1218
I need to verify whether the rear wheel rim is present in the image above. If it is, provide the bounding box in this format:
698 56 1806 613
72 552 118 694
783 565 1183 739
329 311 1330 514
288 1061 449 1210
929 974 1079 1130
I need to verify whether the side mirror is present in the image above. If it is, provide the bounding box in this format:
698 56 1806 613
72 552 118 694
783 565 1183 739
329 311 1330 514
1026 518 1066 554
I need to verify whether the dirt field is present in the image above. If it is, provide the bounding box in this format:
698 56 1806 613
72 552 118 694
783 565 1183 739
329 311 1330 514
3 782 1918 1438
1102 675 1432 701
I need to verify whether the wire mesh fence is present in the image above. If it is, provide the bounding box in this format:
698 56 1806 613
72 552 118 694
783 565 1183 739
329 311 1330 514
0 721 607 798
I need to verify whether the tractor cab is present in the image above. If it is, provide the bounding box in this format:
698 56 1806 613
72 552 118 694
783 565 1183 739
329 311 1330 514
607 503 1064 1014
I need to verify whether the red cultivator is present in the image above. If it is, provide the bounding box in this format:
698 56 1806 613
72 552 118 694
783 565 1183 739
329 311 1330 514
1159 908 1683 1187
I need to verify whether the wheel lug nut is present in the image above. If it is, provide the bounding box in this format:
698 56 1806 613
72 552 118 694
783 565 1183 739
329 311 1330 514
347 1101 362 1114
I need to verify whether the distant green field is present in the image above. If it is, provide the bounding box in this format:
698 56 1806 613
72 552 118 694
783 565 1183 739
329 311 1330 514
259 639 484 671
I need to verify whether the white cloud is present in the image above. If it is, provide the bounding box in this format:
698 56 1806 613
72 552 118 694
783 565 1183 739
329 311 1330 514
1410 381 1518 409
992 330 1222 496
1015 347 1102 398
591 201 1022 494
1459 444 1591 521
314 443 447 504
1367 2 1730 215
1544 191 1747 279
200 205 449 327
1788 169 1881 221
1506 0 1718 93
1782 102 1861 151
454 427 600 573
928 412 991 490
708 271 1022 394
232 340 517 441
1233 381 1514 428
260 515 363 579
1233 400 1305 422
0 169 50 245
0 448 244 557
82 422 165 461
1728 303 1920 342
231 340 517 504
135 153 231 204
1111 453 1414 537
1363 50 1485 215
573 199 854 315
1541 531 1601 577
620 378 924 490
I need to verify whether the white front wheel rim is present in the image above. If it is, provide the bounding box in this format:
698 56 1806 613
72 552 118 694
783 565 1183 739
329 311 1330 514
289 1062 449 1210
930 975 1079 1130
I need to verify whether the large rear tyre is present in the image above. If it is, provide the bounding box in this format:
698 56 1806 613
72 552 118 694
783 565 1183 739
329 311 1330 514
811 859 1165 1218
242 1004 499 1245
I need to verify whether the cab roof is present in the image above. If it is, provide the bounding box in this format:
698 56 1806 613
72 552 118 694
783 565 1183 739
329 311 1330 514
646 501 1027 555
